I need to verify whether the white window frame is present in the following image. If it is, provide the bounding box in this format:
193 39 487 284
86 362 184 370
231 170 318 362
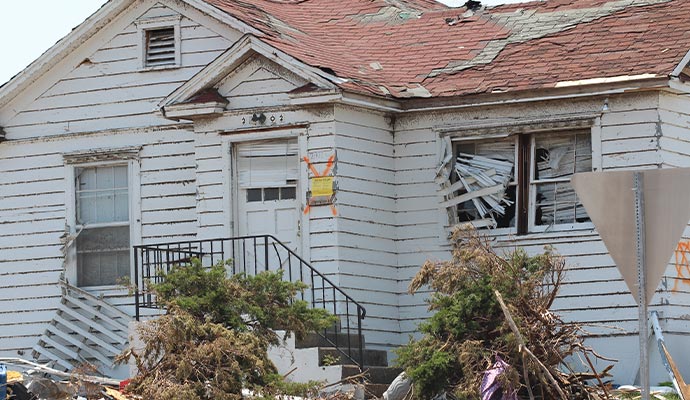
65 158 141 290
452 130 594 235
527 132 594 233
135 15 182 71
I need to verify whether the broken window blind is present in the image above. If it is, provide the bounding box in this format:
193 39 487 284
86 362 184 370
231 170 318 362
533 132 591 226
145 28 176 67
450 139 516 229
237 140 299 188
75 165 130 287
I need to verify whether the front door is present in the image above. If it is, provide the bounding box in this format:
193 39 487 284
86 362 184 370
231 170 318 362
236 139 300 273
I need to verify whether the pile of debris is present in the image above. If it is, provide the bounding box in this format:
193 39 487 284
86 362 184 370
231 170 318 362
455 153 513 216
0 358 386 400
441 151 515 230
395 228 615 399
0 358 131 400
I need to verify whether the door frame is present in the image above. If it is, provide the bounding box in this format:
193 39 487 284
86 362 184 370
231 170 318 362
222 128 310 262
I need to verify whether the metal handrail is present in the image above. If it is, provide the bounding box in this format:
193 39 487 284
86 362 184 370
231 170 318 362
133 235 366 368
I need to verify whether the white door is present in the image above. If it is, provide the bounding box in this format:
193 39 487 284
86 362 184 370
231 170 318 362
236 139 300 274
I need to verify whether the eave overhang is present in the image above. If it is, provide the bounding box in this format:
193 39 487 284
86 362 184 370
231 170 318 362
398 75 671 113
164 101 229 120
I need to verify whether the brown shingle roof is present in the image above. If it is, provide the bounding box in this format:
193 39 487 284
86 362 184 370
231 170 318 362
202 0 690 98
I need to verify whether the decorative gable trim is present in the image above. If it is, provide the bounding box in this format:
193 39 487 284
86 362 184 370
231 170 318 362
160 34 342 115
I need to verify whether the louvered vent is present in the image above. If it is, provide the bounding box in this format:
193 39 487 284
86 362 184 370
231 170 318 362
145 28 176 67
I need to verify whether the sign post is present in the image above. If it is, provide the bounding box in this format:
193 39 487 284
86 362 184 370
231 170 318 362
633 172 649 400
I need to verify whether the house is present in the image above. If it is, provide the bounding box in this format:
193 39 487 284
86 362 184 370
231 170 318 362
2 0 690 386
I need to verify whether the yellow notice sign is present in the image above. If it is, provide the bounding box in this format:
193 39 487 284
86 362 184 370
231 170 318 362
311 176 334 197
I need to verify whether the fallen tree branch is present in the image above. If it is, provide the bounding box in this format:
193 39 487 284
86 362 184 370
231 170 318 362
494 290 567 400
521 353 535 400
319 371 368 390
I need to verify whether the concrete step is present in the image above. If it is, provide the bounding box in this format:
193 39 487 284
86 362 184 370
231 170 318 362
318 347 388 367
296 332 364 349
342 365 403 385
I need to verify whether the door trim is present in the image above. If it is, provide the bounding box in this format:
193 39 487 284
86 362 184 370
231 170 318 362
225 130 309 263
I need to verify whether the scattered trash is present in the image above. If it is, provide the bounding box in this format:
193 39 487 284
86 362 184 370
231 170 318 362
7 380 37 400
0 358 132 400
652 310 690 400
382 372 411 400
1 364 6 400
612 385 678 399
480 356 516 400
103 387 132 400
24 375 71 399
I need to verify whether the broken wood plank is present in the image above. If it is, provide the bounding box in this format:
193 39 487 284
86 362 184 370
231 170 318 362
442 184 504 208
440 168 498 196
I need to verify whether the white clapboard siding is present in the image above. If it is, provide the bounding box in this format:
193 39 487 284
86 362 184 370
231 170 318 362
0 0 243 359
331 105 399 347
194 135 225 236
139 133 197 242
657 92 690 343
4 6 233 140
391 93 669 381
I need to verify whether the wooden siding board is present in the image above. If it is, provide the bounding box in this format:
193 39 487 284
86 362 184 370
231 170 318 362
5 10 232 137
331 107 399 341
391 96 668 380
0 1 242 355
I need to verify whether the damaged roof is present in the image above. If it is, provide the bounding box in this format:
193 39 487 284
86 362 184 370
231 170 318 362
201 0 690 99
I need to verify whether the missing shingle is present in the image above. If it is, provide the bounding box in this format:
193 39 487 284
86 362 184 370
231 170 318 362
464 0 482 11
318 66 337 76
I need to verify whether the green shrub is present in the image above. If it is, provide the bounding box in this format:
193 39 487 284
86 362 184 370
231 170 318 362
396 229 609 400
119 259 335 400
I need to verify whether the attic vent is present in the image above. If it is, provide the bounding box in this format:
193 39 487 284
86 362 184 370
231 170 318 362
146 28 176 67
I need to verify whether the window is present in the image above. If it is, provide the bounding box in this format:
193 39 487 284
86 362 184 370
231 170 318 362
237 139 299 198
455 140 517 229
450 130 591 234
246 187 297 202
75 165 130 287
532 132 591 227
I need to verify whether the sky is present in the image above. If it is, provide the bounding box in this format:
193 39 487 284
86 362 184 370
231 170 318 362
0 0 526 86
